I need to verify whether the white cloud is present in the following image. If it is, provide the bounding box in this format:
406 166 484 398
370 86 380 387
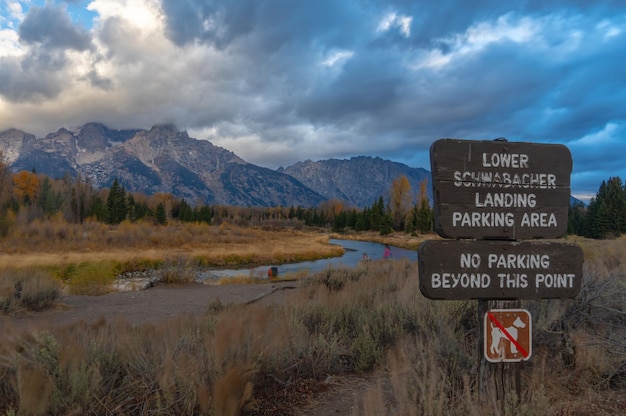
410 12 599 70
572 122 621 146
377 12 396 32
377 11 412 38
0 1 24 56
88 0 161 32
441 14 538 58
4 1 25 24
321 49 354 67
397 15 411 37
0 27 21 56
597 19 622 39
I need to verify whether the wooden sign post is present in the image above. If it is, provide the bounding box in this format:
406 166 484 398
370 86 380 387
419 240 583 300
420 137 584 409
429 138 572 240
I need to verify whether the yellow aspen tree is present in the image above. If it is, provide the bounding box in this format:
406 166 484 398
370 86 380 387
389 175 412 230
12 170 40 204
419 178 429 202
319 199 344 220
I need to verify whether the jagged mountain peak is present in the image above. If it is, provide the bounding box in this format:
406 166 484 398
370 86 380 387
0 123 329 207
0 123 437 207
0 128 37 164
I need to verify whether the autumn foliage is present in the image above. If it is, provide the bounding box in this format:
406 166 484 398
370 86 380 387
12 170 39 203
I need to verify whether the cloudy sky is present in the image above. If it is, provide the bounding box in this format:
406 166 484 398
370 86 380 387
1 0 625 202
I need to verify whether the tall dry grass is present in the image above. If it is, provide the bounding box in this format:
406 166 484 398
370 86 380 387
0 220 343 295
0 237 624 415
0 269 61 315
1 219 335 251
0 220 341 264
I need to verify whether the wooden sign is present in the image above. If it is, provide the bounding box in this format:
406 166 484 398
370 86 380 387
430 139 572 240
418 240 584 300
484 309 532 362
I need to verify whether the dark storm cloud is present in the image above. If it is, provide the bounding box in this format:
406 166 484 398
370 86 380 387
160 0 622 137
19 2 92 51
0 50 67 101
2 0 625 200
546 42 626 138
161 0 369 50
155 0 626 201
161 0 255 48
157 0 383 134
85 69 113 90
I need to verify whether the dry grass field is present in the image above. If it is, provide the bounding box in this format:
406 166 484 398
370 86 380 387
0 221 625 415
0 221 345 296
0 220 343 269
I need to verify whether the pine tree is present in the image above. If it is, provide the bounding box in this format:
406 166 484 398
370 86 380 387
87 194 108 222
106 179 127 225
567 202 586 235
584 176 626 238
416 197 433 233
379 212 394 235
354 207 371 231
155 202 167 225
370 197 385 231
196 205 213 224
332 211 348 232
38 177 63 217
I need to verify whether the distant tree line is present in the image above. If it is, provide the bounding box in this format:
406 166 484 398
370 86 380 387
6 145 624 240
0 150 434 237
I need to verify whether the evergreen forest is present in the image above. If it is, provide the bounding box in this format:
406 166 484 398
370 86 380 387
3 156 626 240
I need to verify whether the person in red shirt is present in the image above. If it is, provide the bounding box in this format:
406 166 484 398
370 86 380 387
383 244 391 259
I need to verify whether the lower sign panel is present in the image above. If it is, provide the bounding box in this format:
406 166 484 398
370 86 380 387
485 309 532 363
418 240 583 300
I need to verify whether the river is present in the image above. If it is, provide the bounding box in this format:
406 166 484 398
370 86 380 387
199 239 418 281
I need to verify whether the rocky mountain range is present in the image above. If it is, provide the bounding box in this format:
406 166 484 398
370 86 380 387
279 157 432 208
0 123 431 208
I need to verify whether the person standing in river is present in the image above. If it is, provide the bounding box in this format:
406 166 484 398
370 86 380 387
383 244 392 259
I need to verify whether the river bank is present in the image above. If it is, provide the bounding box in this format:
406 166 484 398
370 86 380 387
200 238 420 281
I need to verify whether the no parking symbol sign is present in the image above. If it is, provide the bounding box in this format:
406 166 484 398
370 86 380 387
484 309 532 363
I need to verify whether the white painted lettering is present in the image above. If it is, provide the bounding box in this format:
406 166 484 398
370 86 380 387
482 153 530 168
475 192 537 208
535 273 575 288
498 273 529 288
488 254 550 269
452 211 515 227
460 253 481 268
521 213 558 227
431 273 491 289
452 170 557 189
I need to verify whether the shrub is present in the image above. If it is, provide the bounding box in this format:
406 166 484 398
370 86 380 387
0 269 61 314
50 262 117 295
158 257 197 284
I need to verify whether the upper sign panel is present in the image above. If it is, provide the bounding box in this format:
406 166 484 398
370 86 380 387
430 138 572 240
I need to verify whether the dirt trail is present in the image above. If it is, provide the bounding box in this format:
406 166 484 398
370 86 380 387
1 281 298 331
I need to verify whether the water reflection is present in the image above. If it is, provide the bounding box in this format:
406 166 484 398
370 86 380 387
199 239 417 280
